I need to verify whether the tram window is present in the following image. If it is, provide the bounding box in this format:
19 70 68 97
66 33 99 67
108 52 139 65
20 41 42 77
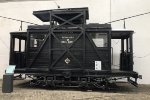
90 33 108 47
30 34 46 48
14 38 19 51
21 40 25 52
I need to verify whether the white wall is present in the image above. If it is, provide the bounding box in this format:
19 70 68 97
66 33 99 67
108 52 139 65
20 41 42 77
0 0 150 84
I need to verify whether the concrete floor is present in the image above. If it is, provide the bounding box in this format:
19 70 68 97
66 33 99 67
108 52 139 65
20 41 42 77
0 80 150 100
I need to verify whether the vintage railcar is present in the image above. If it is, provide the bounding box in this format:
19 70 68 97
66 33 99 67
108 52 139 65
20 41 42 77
8 7 140 89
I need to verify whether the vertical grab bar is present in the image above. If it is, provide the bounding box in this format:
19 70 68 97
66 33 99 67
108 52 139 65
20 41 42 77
111 47 113 65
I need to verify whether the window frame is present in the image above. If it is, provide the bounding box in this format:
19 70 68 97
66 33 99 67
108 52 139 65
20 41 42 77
89 32 108 48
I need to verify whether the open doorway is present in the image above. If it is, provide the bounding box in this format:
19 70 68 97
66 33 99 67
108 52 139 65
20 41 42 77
111 30 134 71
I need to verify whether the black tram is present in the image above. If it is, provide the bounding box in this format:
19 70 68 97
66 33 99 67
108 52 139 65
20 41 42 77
8 7 140 89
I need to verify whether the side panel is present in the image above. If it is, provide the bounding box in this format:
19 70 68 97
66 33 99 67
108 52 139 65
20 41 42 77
26 29 111 71
26 30 49 69
85 31 111 70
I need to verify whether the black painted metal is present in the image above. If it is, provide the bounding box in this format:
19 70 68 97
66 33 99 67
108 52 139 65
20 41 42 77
8 8 140 88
